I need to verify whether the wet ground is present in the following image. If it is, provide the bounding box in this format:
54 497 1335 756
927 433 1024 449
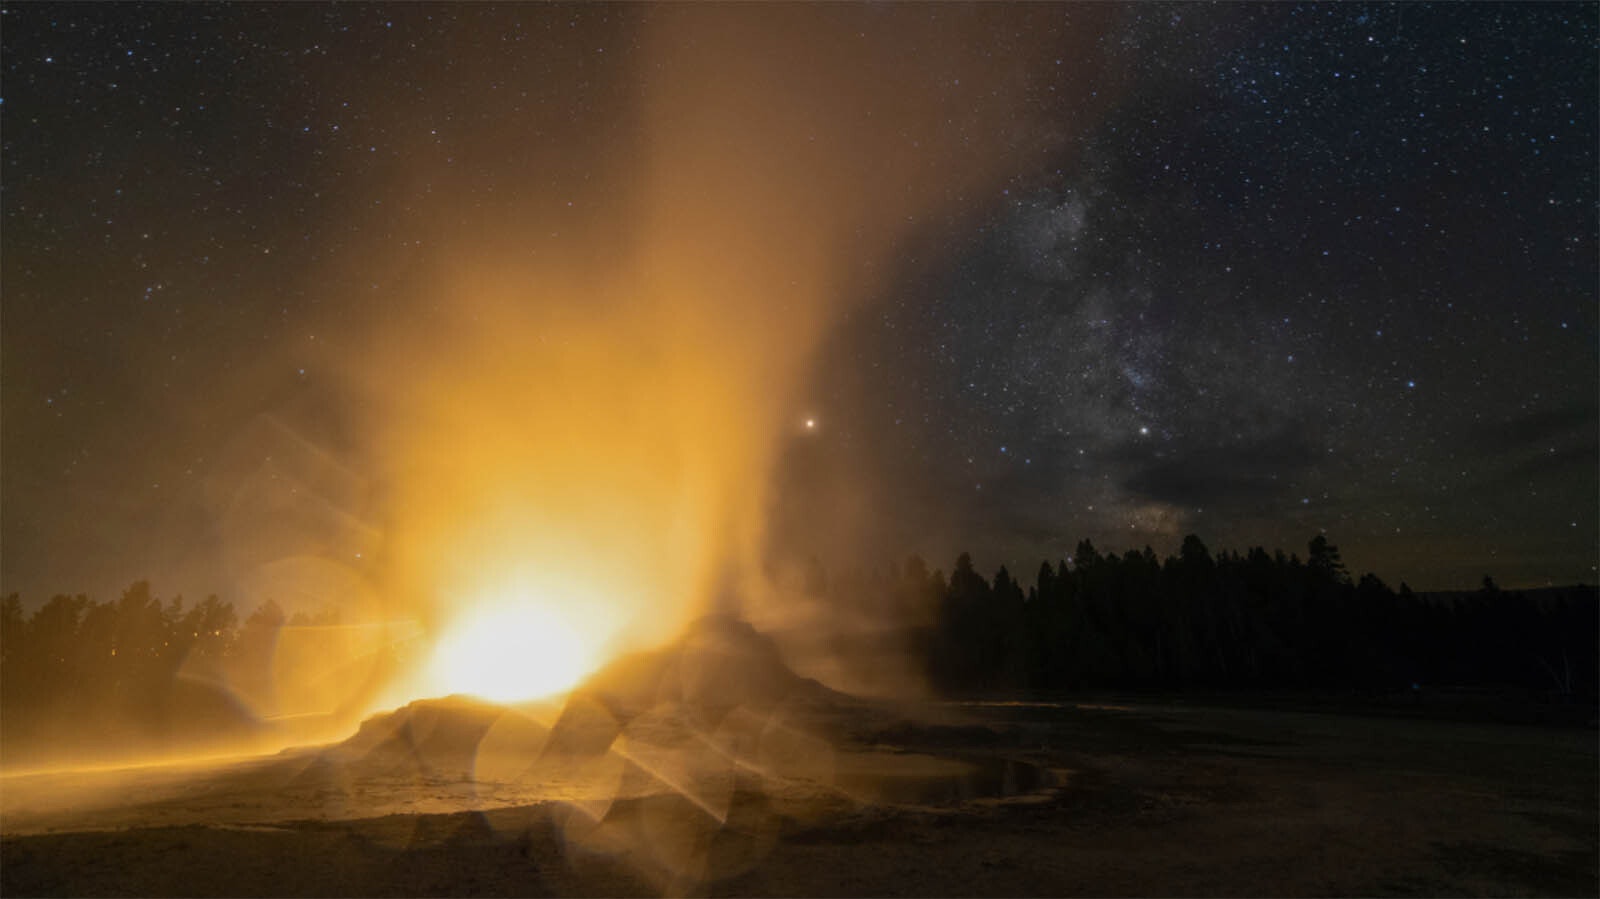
3 698 1596 896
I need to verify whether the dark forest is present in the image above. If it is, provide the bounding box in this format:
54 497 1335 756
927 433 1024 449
4 534 1594 765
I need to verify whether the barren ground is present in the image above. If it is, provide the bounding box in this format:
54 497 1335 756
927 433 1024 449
3 699 1595 897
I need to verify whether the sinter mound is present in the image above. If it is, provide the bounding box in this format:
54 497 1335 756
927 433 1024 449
328 615 859 780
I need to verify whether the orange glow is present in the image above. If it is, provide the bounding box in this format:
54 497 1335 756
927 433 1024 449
421 586 605 703
327 6 1096 717
0 7 1119 782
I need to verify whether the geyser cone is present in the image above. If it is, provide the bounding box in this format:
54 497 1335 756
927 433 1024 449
343 6 1106 715
579 615 850 724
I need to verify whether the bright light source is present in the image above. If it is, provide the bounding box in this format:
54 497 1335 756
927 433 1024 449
805 418 816 429
423 599 596 703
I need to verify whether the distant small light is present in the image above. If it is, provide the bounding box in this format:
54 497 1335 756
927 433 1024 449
1139 426 1150 435
804 418 816 430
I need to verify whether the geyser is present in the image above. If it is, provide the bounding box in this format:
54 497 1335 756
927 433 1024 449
422 600 595 704
83 6 1116 730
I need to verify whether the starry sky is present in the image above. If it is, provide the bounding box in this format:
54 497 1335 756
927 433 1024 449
4 3 1596 610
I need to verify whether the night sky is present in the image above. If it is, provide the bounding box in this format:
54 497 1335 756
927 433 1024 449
4 3 1596 611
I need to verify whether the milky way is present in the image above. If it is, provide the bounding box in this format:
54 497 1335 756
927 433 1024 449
3 3 1595 609
769 4 1596 588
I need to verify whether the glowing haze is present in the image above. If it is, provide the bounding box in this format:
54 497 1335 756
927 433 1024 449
344 7 1104 708
4 5 1595 777
1 7 1111 742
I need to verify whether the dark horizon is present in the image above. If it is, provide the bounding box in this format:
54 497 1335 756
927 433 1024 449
3 527 1594 616
6 529 1594 773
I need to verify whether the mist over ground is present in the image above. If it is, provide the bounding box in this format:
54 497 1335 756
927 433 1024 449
1 5 1595 895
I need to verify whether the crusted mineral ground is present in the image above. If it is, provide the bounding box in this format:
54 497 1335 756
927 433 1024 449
4 619 1596 897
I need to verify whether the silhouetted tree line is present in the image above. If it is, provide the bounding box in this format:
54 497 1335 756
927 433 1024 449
879 535 1596 699
2 534 1595 757
0 582 337 760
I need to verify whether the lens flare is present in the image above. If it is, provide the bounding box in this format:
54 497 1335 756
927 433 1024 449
422 598 598 704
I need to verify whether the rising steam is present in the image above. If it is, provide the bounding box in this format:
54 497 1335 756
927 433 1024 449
3 15 1110 891
375 6 1104 690
38 7 1112 743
